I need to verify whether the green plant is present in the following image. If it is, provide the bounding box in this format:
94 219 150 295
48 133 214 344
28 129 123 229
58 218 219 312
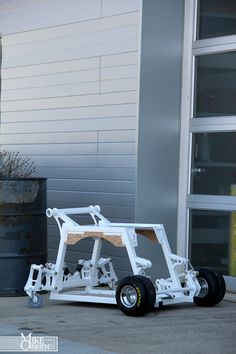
0 149 37 178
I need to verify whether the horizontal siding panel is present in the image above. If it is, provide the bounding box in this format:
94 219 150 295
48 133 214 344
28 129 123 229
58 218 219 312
1 104 136 123
89 204 135 220
0 0 99 14
0 1 101 35
38 167 135 181
47 179 135 194
1 91 136 112
2 82 100 101
102 0 140 16
48 236 59 252
33 155 135 169
0 0 100 24
3 25 139 58
3 12 139 46
5 143 97 156
68 243 100 258
2 38 138 68
101 51 138 68
98 155 135 168
48 190 135 207
101 77 137 93
0 0 140 274
99 130 136 142
2 57 100 79
101 64 137 80
0 0 51 13
101 244 132 264
47 250 84 266
47 223 93 237
47 231 91 249
0 131 97 145
2 68 100 90
98 142 135 155
1 116 137 134
33 155 98 168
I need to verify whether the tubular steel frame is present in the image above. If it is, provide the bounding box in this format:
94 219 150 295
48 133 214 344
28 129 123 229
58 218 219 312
25 205 201 308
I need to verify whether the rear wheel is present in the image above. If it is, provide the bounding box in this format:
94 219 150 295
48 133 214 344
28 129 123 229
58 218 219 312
138 275 156 310
116 275 156 316
213 271 226 304
194 268 223 307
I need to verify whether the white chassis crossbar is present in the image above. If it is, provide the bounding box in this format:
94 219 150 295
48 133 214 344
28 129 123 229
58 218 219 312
25 205 201 308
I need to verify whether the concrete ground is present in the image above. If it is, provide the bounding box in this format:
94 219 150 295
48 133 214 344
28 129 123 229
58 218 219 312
0 292 236 354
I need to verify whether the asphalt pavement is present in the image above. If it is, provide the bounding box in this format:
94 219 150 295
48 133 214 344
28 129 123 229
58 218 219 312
0 292 236 354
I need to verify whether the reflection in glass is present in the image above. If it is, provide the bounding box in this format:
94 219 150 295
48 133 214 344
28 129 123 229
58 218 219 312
191 132 236 195
197 0 236 39
190 209 236 276
194 52 236 117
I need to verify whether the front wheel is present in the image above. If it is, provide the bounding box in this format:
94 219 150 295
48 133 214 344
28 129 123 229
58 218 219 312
116 275 156 317
194 268 225 307
28 294 43 308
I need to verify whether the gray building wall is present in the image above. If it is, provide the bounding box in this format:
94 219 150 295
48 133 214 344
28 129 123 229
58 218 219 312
135 0 184 277
0 0 141 277
0 0 184 280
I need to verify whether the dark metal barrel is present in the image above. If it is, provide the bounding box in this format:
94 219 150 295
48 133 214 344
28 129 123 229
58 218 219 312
0 178 47 296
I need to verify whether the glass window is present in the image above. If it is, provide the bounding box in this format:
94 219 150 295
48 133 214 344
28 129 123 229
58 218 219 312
191 132 236 195
194 52 236 117
190 209 236 276
197 0 236 39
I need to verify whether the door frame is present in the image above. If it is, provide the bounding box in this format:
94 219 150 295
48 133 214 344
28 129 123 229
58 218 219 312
177 0 236 291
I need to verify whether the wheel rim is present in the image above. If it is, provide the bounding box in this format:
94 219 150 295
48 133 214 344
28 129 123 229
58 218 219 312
198 277 209 298
31 295 39 304
120 285 138 308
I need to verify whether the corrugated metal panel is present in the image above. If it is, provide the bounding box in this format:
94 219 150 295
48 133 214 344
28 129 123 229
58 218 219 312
0 0 141 273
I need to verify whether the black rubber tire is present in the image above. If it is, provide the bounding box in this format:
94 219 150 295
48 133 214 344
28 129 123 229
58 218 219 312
194 268 220 307
136 275 156 310
116 275 156 317
213 271 226 305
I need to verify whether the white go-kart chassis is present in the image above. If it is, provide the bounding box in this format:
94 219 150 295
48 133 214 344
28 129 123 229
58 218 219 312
25 205 225 316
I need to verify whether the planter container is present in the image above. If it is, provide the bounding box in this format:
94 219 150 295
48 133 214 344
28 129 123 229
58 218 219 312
0 178 47 296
